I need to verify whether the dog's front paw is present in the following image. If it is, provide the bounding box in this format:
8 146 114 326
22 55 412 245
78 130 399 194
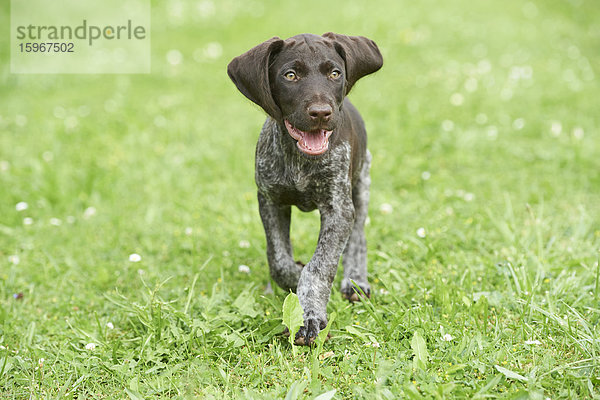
341 278 371 302
294 317 327 346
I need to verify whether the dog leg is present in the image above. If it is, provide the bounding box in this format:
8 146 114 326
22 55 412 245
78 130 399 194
295 195 354 345
258 192 302 291
342 150 371 301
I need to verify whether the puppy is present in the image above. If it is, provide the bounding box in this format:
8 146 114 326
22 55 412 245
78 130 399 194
228 33 382 345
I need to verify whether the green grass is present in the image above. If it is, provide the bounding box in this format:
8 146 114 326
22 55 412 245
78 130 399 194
1 0 599 398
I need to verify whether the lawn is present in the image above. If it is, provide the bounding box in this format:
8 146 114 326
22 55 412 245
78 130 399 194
1 0 599 398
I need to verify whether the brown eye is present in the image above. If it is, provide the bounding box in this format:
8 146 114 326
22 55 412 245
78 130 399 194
329 70 341 79
284 71 297 81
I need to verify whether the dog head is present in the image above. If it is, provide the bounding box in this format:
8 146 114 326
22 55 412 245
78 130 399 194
228 33 383 156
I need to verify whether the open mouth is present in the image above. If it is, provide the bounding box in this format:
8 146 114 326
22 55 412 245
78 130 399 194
284 120 333 156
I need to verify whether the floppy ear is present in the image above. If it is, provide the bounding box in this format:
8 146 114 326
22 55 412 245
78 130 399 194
322 32 383 95
227 37 284 120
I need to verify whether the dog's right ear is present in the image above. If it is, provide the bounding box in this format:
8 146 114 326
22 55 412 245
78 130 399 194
227 37 284 120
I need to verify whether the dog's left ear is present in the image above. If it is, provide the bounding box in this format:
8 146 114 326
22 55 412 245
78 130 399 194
227 37 284 120
322 32 383 95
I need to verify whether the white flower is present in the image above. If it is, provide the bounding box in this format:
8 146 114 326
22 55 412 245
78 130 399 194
365 341 380 348
238 264 250 274
106 322 114 330
421 171 431 180
450 93 464 106
8 255 20 265
464 77 478 92
166 49 183 66
416 227 426 238
512 118 525 130
83 206 96 219
42 151 54 162
550 121 562 136
23 218 33 225
475 113 488 125
441 120 454 132
442 333 454 341
463 193 475 202
524 339 541 345
238 240 250 248
85 343 96 351
184 227 193 236
129 253 142 262
49 218 62 226
379 203 393 214
204 42 223 60
15 202 28 211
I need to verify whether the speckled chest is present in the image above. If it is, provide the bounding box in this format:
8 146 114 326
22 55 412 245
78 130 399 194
255 120 352 212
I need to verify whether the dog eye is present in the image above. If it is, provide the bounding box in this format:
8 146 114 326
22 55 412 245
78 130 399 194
284 71 297 81
329 70 341 79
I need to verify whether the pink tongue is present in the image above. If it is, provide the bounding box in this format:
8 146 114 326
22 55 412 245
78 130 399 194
303 130 325 149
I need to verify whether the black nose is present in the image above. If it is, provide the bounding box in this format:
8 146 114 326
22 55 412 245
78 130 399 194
308 103 332 122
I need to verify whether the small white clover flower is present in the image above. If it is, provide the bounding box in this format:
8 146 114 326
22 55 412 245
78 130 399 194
550 121 562 136
238 264 250 274
83 206 96 219
184 227 193 236
106 322 114 330
441 120 454 132
450 93 464 106
8 255 20 265
85 343 96 351
524 339 541 345
16 202 28 211
416 227 426 238
49 218 62 226
23 218 33 226
442 334 454 341
166 49 183 66
42 151 54 162
379 203 393 214
573 127 584 140
129 253 142 262
238 240 250 248
421 171 431 180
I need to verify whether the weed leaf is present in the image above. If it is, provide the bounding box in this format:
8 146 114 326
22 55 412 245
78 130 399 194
282 292 304 349
494 365 528 382
285 379 308 400
314 389 337 400
411 330 429 370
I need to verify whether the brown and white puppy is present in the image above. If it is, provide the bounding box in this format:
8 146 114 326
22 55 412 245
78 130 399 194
228 33 382 345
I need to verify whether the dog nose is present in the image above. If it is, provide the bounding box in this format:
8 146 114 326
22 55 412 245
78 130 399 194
308 104 332 122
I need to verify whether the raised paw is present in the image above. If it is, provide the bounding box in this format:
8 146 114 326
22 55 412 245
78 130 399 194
341 279 371 302
294 317 327 346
